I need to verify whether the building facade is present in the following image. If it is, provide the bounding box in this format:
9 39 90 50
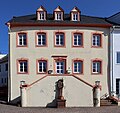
0 55 8 87
7 6 111 107
107 13 120 97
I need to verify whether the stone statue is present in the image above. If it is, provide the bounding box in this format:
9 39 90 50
57 79 64 100
56 79 66 108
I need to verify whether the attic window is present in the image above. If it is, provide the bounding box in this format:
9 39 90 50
71 7 80 21
37 6 46 20
54 6 64 21
56 12 62 20
73 13 78 21
39 12 45 20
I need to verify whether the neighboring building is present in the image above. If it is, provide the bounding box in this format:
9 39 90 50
6 6 111 107
0 54 6 59
107 13 120 97
0 55 8 87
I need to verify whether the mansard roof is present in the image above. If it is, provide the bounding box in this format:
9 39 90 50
7 14 111 27
106 12 120 25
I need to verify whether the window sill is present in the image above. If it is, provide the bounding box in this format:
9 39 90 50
91 46 102 48
17 45 28 47
36 45 47 47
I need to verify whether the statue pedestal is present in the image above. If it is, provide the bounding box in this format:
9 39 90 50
57 99 66 108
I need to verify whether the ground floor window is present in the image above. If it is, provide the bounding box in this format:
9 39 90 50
116 52 120 64
92 60 102 74
73 60 83 74
116 79 120 94
56 61 65 74
17 59 28 74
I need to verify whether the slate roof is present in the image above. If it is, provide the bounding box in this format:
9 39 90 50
106 12 120 25
8 14 111 26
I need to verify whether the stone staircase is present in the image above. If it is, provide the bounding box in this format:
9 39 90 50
100 97 118 106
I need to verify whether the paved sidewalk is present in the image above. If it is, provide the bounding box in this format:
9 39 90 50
0 104 120 113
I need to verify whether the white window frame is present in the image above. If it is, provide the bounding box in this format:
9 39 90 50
73 13 78 21
55 34 64 46
73 34 82 46
39 12 45 20
56 61 65 74
37 34 46 46
38 61 47 73
56 12 62 20
18 61 28 73
116 52 120 64
18 34 27 46
92 61 101 74
92 34 101 47
73 61 83 74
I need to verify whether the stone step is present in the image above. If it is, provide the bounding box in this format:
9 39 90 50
100 98 118 106
101 104 117 106
100 99 111 102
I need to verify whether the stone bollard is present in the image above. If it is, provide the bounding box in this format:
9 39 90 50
118 101 120 106
93 81 101 107
20 81 27 107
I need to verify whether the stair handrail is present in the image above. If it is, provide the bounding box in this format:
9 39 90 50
100 93 109 99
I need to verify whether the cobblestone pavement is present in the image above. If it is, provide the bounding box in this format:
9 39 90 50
0 104 120 113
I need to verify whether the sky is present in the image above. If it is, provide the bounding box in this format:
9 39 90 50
1 0 120 54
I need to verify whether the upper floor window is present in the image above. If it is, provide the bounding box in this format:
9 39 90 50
71 7 80 21
92 34 102 47
37 60 47 74
17 33 27 47
73 33 83 47
36 33 47 47
54 6 64 21
116 52 120 64
17 59 28 74
92 60 102 74
55 33 65 47
73 59 83 74
5 78 6 84
5 63 8 71
1 78 3 84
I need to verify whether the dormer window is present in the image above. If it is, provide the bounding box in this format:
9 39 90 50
54 6 64 21
71 7 80 21
37 6 47 20
73 13 78 21
56 12 62 20
39 12 45 20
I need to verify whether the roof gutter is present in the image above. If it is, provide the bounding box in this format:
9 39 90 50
9 22 112 28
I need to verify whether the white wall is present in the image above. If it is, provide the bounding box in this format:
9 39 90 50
27 76 93 107
9 26 110 105
112 29 120 93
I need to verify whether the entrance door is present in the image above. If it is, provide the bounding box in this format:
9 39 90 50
56 61 65 74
